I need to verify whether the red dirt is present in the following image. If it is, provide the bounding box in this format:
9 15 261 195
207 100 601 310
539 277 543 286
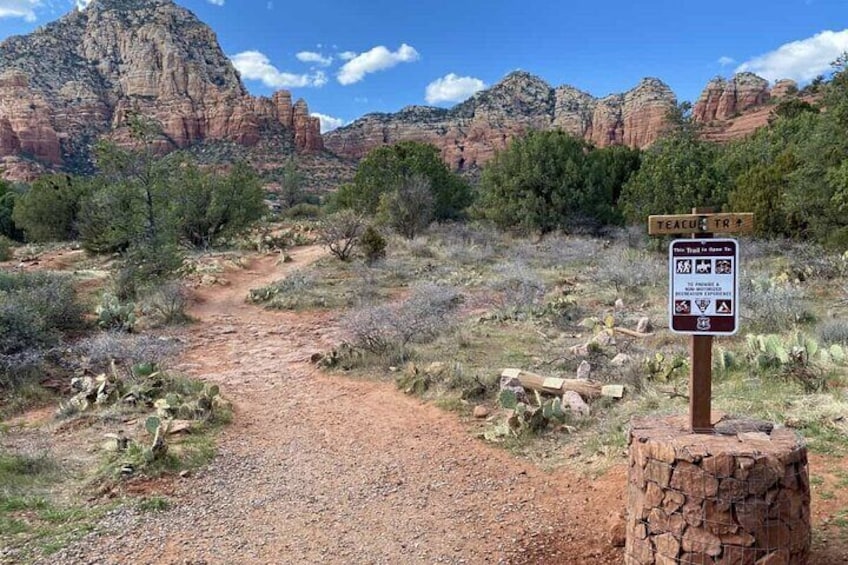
12 244 848 563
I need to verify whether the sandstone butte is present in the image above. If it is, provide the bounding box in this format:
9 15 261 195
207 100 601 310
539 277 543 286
324 71 800 173
0 0 322 181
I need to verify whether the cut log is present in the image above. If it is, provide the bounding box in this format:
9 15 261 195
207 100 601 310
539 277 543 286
501 368 602 399
614 327 654 338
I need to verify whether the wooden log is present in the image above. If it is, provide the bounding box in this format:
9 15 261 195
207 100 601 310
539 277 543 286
500 368 602 399
614 327 655 338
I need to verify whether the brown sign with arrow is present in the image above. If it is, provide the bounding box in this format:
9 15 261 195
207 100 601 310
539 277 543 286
648 213 754 236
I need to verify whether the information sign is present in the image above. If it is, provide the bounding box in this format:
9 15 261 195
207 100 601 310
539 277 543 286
669 238 739 335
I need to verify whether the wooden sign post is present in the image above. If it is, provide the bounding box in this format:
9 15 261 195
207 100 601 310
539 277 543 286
648 210 753 433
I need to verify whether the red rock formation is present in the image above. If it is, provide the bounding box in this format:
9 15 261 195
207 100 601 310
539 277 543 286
693 73 770 123
0 0 322 178
324 72 676 171
771 79 799 99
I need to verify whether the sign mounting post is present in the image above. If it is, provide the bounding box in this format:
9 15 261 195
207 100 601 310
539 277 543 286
648 209 753 433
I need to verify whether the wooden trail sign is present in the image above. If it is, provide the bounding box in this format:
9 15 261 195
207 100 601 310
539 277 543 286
648 209 754 433
649 213 754 236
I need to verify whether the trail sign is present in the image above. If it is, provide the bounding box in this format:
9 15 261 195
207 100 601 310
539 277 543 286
647 208 753 433
649 213 754 235
669 239 739 336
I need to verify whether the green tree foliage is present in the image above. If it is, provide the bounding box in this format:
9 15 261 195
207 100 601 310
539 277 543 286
0 180 23 241
728 152 798 237
620 130 726 223
477 130 639 233
12 174 90 242
337 141 472 220
171 160 265 248
275 158 305 209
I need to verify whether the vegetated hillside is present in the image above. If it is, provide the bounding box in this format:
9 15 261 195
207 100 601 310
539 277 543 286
0 0 344 185
324 70 804 174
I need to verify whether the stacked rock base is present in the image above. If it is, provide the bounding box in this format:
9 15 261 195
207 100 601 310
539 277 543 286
625 415 810 565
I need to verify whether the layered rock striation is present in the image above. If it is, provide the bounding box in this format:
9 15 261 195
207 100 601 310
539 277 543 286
324 71 678 171
0 0 321 176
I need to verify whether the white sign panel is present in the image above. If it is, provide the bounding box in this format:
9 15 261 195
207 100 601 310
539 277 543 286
669 238 739 335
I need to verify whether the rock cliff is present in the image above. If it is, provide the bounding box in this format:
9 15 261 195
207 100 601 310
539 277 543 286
694 74 803 142
0 0 322 177
324 71 677 171
693 72 772 123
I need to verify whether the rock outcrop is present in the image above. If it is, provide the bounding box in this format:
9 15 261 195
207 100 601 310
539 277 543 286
324 71 677 171
693 73 771 123
694 74 807 143
0 0 322 176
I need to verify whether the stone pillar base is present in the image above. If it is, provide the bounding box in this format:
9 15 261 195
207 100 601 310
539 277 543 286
625 415 810 565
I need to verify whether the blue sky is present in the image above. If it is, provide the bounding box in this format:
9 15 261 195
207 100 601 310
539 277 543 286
0 0 847 132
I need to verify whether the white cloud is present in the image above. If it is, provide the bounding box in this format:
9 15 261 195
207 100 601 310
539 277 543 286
338 51 357 61
296 51 332 67
425 73 486 104
0 0 41 21
717 56 736 67
231 50 327 88
337 44 420 85
311 112 344 133
736 29 848 82
207 0 224 5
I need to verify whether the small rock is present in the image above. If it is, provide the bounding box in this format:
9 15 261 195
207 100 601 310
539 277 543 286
614 298 625 309
563 391 590 416
473 405 490 419
569 344 590 357
309 352 324 364
607 511 626 547
636 317 652 334
592 331 615 347
610 353 633 367
179 470 191 478
576 360 591 380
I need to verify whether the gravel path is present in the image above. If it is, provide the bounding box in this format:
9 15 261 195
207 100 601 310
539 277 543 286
44 248 624 564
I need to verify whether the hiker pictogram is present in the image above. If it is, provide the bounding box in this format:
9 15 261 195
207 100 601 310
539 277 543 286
675 259 691 274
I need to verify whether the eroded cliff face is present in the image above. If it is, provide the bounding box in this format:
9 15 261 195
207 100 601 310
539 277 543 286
0 0 321 176
693 72 771 123
324 72 678 171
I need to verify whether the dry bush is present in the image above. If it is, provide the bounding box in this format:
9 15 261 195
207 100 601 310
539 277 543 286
143 282 189 325
593 245 662 294
344 283 462 361
488 261 546 318
317 210 365 261
76 333 180 376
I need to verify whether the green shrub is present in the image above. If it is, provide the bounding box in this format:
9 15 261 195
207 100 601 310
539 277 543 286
283 203 322 219
12 174 89 242
0 235 12 261
0 272 85 355
360 225 387 265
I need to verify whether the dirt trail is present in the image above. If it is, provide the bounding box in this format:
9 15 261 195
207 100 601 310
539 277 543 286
46 246 624 564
